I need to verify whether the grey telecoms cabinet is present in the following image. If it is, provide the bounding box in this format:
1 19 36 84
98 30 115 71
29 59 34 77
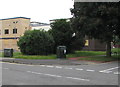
4 48 13 57
57 46 66 59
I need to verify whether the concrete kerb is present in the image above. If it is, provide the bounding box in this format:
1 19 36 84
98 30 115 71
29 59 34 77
0 57 100 65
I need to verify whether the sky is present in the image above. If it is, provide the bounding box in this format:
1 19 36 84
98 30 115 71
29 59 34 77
0 0 74 23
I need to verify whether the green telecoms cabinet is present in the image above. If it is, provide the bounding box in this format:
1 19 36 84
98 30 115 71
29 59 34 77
4 48 13 57
57 46 66 59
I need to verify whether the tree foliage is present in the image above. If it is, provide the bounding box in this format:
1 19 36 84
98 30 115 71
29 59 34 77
113 36 120 48
71 2 119 57
50 19 85 53
17 30 55 55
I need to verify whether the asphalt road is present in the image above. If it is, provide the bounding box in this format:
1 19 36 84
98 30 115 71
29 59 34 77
0 61 119 85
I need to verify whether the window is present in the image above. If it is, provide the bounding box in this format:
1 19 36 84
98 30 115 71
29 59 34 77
13 28 17 34
25 27 27 29
85 40 89 46
5 29 9 34
13 21 18 23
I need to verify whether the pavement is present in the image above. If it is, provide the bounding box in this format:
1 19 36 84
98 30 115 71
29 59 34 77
0 57 101 65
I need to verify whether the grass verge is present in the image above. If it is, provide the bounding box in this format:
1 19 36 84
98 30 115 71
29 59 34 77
67 50 119 62
67 51 106 58
0 49 119 62
111 48 120 54
13 52 56 59
13 51 106 60
77 55 120 62
0 52 2 57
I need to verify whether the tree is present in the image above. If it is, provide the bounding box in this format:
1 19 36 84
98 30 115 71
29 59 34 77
71 2 120 57
17 30 55 55
50 19 84 53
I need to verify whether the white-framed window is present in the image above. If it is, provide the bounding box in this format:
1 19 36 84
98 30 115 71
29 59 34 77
13 28 17 34
5 29 9 34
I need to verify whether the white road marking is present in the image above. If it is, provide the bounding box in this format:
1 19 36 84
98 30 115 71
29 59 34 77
2 61 119 75
1 62 41 67
40 65 45 67
27 71 32 73
27 65 35 66
52 75 62 78
86 69 95 72
26 70 90 81
75 68 83 71
27 71 62 78
11 63 26 66
99 67 119 73
2 62 26 66
99 71 112 73
46 65 54 68
31 71 42 75
66 77 90 81
64 67 73 70
101 67 119 71
114 72 120 75
55 66 62 69
44 74 62 78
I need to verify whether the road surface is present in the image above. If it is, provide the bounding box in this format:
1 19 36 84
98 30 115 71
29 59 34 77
0 61 119 85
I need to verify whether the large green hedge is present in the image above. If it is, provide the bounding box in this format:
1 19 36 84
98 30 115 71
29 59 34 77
17 30 55 55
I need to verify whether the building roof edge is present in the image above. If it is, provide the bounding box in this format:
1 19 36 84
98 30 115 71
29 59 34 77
0 17 31 20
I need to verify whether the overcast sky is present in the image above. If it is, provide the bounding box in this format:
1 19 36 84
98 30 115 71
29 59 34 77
0 0 74 23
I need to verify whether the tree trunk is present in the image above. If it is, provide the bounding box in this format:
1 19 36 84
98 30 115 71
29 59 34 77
106 41 111 57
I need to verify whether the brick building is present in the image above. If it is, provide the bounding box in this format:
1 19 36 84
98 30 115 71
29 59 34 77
0 17 31 51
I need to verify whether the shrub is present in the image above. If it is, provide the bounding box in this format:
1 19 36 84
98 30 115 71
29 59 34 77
17 30 55 55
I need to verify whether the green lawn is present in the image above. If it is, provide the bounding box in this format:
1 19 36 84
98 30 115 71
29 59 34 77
78 55 120 62
13 52 56 59
111 48 120 54
0 48 119 62
67 49 120 62
12 51 106 59
0 52 3 57
0 52 56 59
67 51 106 58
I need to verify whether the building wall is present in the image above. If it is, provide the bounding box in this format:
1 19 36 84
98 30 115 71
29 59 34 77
32 25 51 31
83 39 106 51
0 21 2 51
94 39 106 51
0 17 31 51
